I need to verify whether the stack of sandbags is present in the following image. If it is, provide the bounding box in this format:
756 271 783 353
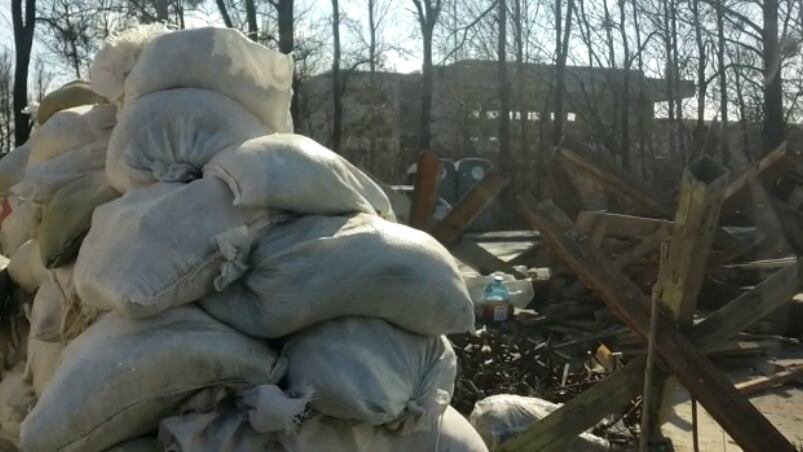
0 24 486 452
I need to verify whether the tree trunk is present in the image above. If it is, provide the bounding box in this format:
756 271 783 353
552 0 575 146
244 0 259 41
692 0 706 148
670 0 683 159
715 0 730 165
367 0 377 172
331 0 342 153
733 64 750 160
275 0 298 129
513 0 530 190
153 0 168 22
419 24 434 151
497 0 511 182
602 0 618 160
618 0 630 169
11 0 35 146
215 0 233 27
762 0 784 152
632 0 647 177
662 0 677 162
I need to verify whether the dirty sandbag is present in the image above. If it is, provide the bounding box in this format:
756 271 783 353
27 104 116 167
204 134 393 219
89 24 169 105
21 305 283 452
37 80 107 125
469 395 609 452
103 436 162 452
12 140 108 204
157 385 307 452
7 240 47 294
278 406 488 452
284 318 455 431
23 337 63 396
0 199 40 257
0 145 31 197
0 364 36 449
125 27 294 133
27 265 74 342
106 88 269 192
200 214 474 338
38 172 120 268
75 178 271 319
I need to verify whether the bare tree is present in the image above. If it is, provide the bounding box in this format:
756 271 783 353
497 0 511 181
715 0 730 165
11 0 36 146
412 0 444 152
552 0 575 146
331 0 343 153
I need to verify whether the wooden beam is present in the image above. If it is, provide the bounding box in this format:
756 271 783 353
736 364 803 395
576 211 672 238
558 145 673 218
721 142 788 216
450 236 528 279
501 257 802 452
408 150 442 230
430 171 508 246
543 159 585 221
516 196 794 452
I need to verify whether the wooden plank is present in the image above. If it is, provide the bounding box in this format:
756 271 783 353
576 211 672 238
543 158 584 221
502 257 802 452
558 144 673 218
721 142 787 216
736 365 803 395
516 196 794 452
408 150 442 230
613 228 669 269
430 171 508 246
450 236 528 279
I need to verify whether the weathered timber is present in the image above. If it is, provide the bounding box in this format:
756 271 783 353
558 145 673 218
450 236 527 279
408 150 442 230
721 142 787 216
576 211 672 238
515 196 795 452
736 365 803 395
430 171 508 246
614 229 670 269
543 158 584 221
501 257 802 452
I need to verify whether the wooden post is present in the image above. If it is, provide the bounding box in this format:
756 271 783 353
430 171 508 246
409 150 442 230
515 196 795 452
500 257 802 452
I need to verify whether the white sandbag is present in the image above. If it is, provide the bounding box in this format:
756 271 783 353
38 171 120 268
7 240 47 294
200 213 474 337
89 24 168 104
125 27 294 133
0 364 36 448
0 198 40 256
280 407 488 452
12 141 108 204
37 80 107 125
284 318 456 431
28 266 74 342
104 437 162 452
75 178 271 319
27 104 115 166
23 338 63 396
106 88 269 192
21 306 283 452
469 395 610 451
205 134 393 219
0 145 31 196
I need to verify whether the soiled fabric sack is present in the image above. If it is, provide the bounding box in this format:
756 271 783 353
279 407 488 452
28 104 115 166
89 24 168 104
27 266 74 342
106 88 269 192
75 178 270 319
0 364 36 448
125 27 294 133
37 80 107 125
7 240 47 293
284 318 456 431
205 134 393 219
0 198 40 256
0 145 31 196
23 337 63 396
38 172 120 268
104 436 162 452
12 140 108 204
21 306 282 452
201 213 474 338
469 395 610 451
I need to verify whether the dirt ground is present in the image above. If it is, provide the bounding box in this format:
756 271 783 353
662 350 803 451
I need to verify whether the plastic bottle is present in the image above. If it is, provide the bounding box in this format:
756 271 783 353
480 275 513 322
